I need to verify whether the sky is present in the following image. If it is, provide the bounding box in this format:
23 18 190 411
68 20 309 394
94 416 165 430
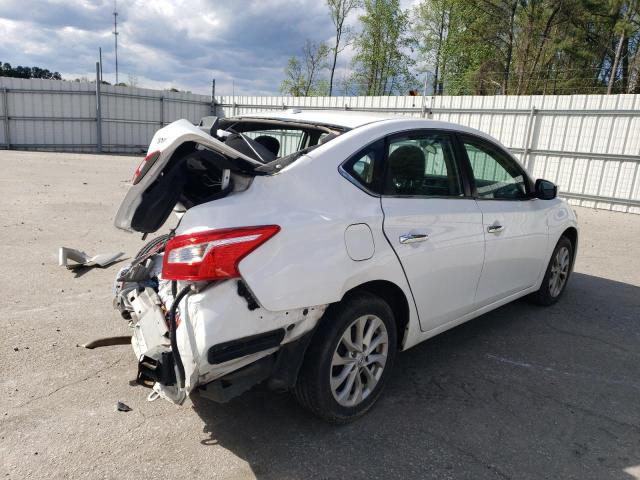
0 0 416 96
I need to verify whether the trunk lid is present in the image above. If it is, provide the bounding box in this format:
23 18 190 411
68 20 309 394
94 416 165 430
114 119 268 233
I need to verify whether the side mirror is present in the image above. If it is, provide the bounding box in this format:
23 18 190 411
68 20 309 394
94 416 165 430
535 179 557 200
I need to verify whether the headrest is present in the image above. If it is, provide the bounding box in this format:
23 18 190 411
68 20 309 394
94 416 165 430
254 135 280 156
388 145 425 177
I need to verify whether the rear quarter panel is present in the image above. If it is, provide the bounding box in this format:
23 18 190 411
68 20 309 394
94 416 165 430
176 121 422 345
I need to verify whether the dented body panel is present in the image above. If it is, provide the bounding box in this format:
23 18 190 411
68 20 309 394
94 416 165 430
122 274 327 403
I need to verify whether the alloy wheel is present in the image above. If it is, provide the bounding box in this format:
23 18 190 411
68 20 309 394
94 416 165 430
549 246 570 297
330 314 389 407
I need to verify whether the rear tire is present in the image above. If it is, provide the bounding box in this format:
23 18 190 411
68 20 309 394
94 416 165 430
528 236 573 306
293 292 397 424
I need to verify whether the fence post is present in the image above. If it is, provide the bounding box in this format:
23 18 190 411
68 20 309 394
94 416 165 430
95 62 102 153
2 87 9 149
211 78 216 116
160 96 164 127
522 106 538 172
420 74 428 118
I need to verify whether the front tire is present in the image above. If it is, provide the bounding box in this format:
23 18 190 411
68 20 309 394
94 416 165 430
293 292 397 424
529 236 574 306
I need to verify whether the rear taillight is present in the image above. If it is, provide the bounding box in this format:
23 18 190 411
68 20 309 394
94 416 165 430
132 150 161 184
162 226 280 281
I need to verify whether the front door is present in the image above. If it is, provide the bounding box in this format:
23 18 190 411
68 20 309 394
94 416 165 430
459 134 550 307
380 130 485 332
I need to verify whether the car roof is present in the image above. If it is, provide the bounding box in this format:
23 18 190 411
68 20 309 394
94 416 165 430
234 110 395 129
232 110 494 140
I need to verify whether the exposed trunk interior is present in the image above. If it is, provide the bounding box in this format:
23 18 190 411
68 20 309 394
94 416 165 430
118 117 345 233
131 143 243 233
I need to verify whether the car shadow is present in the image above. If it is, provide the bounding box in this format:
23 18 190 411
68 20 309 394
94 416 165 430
190 272 640 479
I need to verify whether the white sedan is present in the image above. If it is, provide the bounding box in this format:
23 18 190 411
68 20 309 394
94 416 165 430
113 110 578 423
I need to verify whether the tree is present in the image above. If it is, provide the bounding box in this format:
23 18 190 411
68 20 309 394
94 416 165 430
327 0 360 96
410 0 628 95
280 40 330 96
280 57 307 96
512 0 565 94
607 0 640 93
0 62 61 80
452 0 522 94
351 0 415 95
127 73 139 88
282 0 640 96
413 0 453 94
302 40 330 95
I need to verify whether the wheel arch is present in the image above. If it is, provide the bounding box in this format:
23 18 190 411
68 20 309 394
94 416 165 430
340 280 410 350
560 226 578 270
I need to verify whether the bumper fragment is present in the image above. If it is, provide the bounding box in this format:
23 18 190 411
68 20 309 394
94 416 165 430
137 345 176 387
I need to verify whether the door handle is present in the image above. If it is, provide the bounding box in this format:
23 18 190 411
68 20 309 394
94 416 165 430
399 233 429 244
487 224 504 234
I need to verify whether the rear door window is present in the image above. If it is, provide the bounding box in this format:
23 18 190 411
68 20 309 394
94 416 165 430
341 139 384 194
383 132 463 197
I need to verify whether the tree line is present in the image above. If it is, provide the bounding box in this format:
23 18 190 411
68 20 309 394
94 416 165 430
281 0 640 96
0 62 62 80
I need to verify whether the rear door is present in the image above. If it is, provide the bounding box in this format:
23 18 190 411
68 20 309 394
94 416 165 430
380 130 485 332
458 134 550 306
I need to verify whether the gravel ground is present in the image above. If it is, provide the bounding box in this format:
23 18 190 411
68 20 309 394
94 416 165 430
1 150 639 480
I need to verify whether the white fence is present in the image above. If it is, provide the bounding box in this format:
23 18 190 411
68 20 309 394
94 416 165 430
0 77 212 153
1 81 638 213
215 94 640 214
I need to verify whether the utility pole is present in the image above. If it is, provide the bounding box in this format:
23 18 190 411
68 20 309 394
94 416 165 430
99 47 103 82
113 1 119 84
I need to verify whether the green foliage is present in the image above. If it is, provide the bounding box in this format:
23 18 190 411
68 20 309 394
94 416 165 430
327 0 361 95
412 0 640 95
280 41 330 96
0 62 62 80
351 0 416 95
280 57 306 96
284 0 640 96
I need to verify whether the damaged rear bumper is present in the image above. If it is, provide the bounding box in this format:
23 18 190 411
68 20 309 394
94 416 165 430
119 273 327 405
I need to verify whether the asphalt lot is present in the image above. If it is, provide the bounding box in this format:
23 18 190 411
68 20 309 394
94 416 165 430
1 150 639 479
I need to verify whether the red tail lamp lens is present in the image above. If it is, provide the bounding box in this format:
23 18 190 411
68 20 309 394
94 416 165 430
132 150 161 184
162 226 280 281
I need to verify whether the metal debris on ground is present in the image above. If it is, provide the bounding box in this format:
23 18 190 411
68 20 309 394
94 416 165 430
116 401 132 412
58 247 124 270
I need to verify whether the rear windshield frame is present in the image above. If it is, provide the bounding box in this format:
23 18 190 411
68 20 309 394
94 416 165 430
218 117 346 174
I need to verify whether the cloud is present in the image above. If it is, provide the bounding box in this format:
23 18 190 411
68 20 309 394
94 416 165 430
0 0 333 94
0 0 416 95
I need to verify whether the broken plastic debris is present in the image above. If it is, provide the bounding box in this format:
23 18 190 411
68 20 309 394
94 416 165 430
116 401 132 412
58 247 124 270
82 336 132 349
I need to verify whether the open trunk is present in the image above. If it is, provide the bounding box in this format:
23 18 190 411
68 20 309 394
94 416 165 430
114 120 272 233
115 117 343 233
